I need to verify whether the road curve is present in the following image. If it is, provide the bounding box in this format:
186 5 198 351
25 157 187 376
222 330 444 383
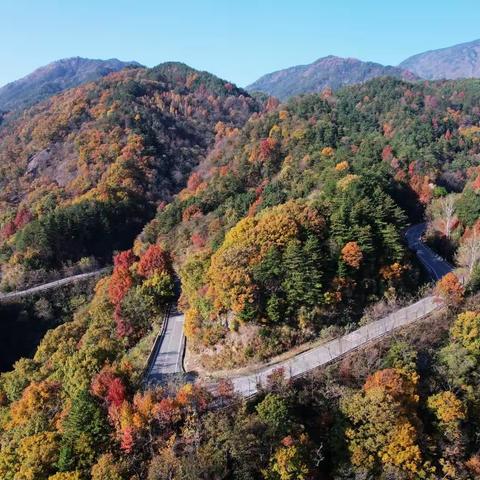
0 268 109 302
227 223 452 396
145 223 452 394
405 223 453 280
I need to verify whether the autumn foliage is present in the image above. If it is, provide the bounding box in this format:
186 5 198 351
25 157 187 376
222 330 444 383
0 62 258 280
206 201 326 317
342 368 429 476
137 244 172 279
341 241 363 269
105 245 174 341
435 272 464 307
108 250 136 307
5 68 480 480
427 391 465 424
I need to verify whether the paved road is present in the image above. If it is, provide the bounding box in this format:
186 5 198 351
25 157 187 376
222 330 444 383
405 223 453 280
227 223 452 396
144 306 185 384
145 223 452 394
0 268 108 302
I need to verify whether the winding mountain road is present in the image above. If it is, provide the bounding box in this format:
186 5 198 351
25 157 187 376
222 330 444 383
405 223 453 280
144 223 453 395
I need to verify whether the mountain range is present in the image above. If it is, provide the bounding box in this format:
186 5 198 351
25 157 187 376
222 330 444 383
2 39 480 111
246 55 417 100
247 38 480 99
400 38 480 80
0 57 142 111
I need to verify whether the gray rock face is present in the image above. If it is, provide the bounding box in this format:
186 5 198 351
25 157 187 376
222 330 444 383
26 144 77 187
27 149 52 175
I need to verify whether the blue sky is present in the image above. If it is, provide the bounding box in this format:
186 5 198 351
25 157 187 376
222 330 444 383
2 0 480 88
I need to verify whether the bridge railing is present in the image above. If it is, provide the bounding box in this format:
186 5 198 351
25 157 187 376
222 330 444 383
233 295 441 398
0 268 110 302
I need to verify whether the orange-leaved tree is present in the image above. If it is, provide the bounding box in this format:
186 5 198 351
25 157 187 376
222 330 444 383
435 272 464 307
341 241 363 269
137 244 172 279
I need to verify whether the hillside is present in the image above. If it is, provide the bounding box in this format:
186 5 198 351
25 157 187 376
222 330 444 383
136 77 480 370
247 55 417 99
2 76 480 479
0 57 142 112
400 38 480 80
0 62 259 290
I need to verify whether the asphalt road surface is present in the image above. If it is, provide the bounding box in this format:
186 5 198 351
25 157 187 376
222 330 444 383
144 306 185 384
0 268 108 302
405 223 453 280
230 295 439 397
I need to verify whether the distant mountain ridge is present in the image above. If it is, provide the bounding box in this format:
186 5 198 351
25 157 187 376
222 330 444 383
5 38 480 109
248 39 480 99
0 57 142 111
246 55 417 100
400 38 480 80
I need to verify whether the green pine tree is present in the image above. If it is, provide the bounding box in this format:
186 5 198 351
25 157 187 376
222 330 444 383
282 240 307 319
57 390 110 473
302 235 324 309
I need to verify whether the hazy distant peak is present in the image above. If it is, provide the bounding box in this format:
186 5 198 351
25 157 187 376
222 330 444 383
0 57 143 111
247 55 416 100
399 39 480 80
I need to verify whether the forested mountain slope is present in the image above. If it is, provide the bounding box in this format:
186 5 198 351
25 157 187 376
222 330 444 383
3 75 480 479
136 77 480 369
247 55 417 99
0 62 259 290
0 57 142 112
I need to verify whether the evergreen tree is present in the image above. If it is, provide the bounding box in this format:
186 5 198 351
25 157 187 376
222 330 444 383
57 390 110 473
266 294 284 323
282 240 308 319
302 235 325 309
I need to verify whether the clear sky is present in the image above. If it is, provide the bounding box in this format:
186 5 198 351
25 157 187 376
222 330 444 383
2 0 480 88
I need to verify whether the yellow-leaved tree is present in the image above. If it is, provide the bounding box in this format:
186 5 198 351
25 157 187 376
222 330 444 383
341 368 433 477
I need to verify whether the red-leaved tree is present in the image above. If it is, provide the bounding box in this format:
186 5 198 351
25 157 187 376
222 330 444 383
137 244 172 278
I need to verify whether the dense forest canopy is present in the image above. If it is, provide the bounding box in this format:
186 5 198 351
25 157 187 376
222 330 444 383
3 70 480 479
0 62 259 288
138 77 480 368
